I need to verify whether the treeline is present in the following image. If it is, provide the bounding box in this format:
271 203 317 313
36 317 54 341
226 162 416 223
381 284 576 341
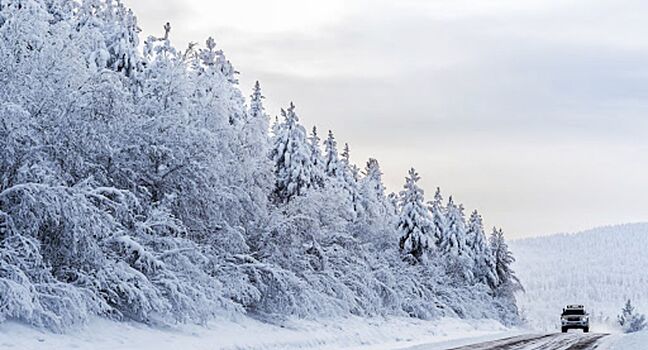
0 0 521 332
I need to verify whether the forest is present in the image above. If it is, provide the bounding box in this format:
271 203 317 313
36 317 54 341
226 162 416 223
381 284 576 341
0 0 522 332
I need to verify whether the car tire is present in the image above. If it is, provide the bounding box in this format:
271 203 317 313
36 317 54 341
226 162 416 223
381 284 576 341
562 327 567 333
584 327 589 333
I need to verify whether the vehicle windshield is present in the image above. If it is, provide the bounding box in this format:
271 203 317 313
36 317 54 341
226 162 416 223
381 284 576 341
562 309 585 316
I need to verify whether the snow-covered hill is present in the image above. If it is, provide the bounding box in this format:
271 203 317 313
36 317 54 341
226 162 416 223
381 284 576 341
0 0 519 333
510 223 648 331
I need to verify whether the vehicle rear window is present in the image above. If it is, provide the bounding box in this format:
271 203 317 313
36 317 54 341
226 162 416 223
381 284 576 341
562 309 585 315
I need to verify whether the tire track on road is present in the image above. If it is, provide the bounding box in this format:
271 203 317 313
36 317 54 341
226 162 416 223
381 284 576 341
443 333 609 350
445 334 554 350
564 334 609 350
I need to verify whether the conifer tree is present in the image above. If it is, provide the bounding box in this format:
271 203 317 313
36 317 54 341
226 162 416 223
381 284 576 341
387 192 400 216
398 168 433 262
339 142 361 216
467 210 498 288
270 103 313 203
440 197 473 281
77 0 142 78
358 158 389 220
105 5 141 78
271 115 282 138
238 80 273 220
428 187 448 247
243 81 270 156
248 81 268 131
618 299 647 333
442 196 468 257
308 126 326 188
362 158 385 200
363 158 386 199
341 142 351 164
490 227 523 294
323 130 341 179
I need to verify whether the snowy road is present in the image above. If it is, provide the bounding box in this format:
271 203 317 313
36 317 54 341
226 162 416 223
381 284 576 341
403 333 610 350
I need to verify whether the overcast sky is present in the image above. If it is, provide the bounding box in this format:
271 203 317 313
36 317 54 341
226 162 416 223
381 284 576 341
124 0 648 238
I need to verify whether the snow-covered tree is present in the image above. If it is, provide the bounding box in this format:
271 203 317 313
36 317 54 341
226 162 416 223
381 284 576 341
441 196 468 257
270 103 313 203
75 0 143 79
194 35 245 126
323 130 341 179
440 197 472 282
466 210 498 288
397 168 433 263
490 227 522 294
308 126 326 188
428 187 448 247
618 299 647 333
363 158 385 198
341 142 351 164
244 81 270 156
387 192 400 215
358 158 388 218
338 142 362 218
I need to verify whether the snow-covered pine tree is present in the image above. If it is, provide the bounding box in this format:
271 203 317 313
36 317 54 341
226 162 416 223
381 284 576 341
358 158 389 218
104 4 141 78
387 192 400 216
441 196 468 257
308 126 326 188
270 103 313 203
466 210 498 288
271 115 282 139
363 158 386 199
397 168 433 263
323 130 341 179
489 227 523 294
236 80 273 225
441 197 473 282
244 81 270 156
339 142 362 218
428 187 448 247
341 142 350 164
249 81 265 119
76 0 142 79
618 299 647 333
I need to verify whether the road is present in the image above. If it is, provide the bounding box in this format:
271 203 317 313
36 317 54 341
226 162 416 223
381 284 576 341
403 333 610 350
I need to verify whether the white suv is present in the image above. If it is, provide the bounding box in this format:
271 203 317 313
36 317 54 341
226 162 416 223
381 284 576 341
561 304 590 333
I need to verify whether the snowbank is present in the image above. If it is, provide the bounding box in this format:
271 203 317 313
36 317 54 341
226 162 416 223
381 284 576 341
598 331 648 350
0 316 514 350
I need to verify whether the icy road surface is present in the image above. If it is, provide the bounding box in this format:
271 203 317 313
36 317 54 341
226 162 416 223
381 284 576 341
402 333 610 350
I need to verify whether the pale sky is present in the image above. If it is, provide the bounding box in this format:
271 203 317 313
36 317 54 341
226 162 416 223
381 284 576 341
124 0 648 238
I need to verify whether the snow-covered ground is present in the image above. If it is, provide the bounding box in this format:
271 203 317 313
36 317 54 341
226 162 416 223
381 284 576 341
0 316 515 350
509 223 648 332
602 330 648 350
